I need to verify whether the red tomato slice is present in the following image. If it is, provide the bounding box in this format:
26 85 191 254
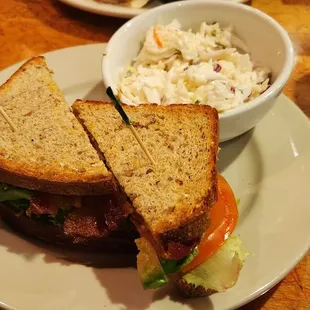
182 175 238 273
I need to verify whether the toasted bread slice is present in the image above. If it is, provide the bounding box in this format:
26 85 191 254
0 57 116 195
73 101 219 259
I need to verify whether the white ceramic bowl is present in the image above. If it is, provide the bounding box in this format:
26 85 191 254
102 0 295 142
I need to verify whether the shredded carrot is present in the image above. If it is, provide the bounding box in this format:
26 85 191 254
153 27 163 48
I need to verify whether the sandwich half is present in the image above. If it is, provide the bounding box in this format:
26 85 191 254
0 57 137 251
73 101 218 259
0 56 247 297
73 100 247 296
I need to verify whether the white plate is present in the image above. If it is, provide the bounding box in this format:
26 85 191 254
57 0 248 19
0 43 309 310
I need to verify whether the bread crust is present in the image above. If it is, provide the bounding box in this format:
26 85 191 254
0 203 137 253
158 106 218 259
0 57 116 195
0 164 117 196
73 100 219 259
176 278 216 297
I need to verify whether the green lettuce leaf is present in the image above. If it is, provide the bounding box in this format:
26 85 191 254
135 236 200 290
0 183 32 202
8 199 31 212
160 247 199 274
30 207 72 227
48 207 72 227
177 236 249 297
8 199 30 211
0 183 71 228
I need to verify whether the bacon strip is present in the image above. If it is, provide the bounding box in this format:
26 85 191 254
64 195 133 239
25 192 133 241
26 193 81 217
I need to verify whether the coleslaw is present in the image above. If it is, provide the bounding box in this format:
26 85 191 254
117 20 271 112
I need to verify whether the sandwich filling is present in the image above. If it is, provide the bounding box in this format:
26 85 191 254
135 175 248 296
0 183 135 243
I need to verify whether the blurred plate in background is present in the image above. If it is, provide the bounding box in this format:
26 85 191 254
57 0 248 19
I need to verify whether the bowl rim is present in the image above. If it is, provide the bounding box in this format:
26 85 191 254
102 0 295 118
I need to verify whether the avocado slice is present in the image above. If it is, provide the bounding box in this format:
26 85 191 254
135 238 168 289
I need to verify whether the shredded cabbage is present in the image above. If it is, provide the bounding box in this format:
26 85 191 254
118 21 271 112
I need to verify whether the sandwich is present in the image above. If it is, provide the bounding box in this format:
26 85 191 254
72 100 248 296
0 56 247 297
0 57 137 252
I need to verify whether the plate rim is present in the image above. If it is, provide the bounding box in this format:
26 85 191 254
0 43 309 310
58 0 148 18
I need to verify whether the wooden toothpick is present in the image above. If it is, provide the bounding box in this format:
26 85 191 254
127 125 156 166
0 107 17 132
106 87 156 166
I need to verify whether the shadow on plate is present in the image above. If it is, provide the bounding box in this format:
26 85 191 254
83 81 108 101
219 128 264 226
93 267 154 310
218 129 254 174
92 268 215 310
153 282 215 310
15 0 125 41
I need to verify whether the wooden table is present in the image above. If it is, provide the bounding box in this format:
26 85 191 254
0 0 309 309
